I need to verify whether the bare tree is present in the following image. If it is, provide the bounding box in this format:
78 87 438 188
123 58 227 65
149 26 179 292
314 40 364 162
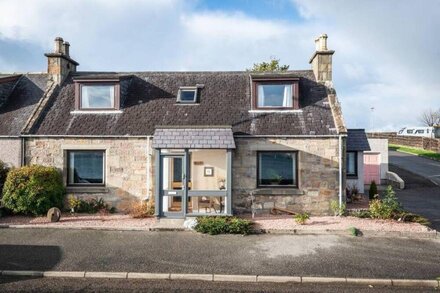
419 108 440 127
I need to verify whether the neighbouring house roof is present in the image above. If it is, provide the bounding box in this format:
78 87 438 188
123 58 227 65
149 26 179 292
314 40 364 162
347 129 371 151
29 71 337 136
0 74 48 136
152 127 236 149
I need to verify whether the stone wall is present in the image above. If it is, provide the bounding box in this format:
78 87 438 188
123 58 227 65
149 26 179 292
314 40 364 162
25 137 154 211
232 137 342 216
0 138 21 167
368 132 440 153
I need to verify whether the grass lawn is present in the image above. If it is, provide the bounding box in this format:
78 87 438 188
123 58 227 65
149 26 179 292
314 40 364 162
389 144 440 160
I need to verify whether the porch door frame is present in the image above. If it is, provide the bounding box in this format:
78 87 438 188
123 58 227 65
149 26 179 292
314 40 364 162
154 148 233 218
155 150 186 218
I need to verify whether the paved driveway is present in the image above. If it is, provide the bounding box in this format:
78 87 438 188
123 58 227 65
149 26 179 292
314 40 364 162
390 165 440 231
389 150 440 186
0 229 439 279
389 150 440 230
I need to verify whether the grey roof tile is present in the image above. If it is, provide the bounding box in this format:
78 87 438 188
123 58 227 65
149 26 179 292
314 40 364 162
30 70 336 136
0 74 48 136
152 127 236 149
347 129 371 151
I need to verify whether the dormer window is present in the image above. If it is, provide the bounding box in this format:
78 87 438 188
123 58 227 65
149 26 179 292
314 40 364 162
177 87 198 103
74 80 120 111
81 85 115 109
252 78 299 110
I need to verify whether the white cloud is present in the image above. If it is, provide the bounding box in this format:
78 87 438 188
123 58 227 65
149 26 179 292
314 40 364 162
0 0 438 130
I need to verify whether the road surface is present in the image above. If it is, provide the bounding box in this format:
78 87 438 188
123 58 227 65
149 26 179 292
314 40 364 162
389 150 440 186
0 229 439 279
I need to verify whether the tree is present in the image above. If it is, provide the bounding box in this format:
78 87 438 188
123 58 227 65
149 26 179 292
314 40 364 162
247 58 289 72
419 108 440 127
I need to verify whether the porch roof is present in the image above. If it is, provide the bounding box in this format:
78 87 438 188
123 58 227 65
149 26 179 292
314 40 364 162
347 129 371 151
152 127 236 149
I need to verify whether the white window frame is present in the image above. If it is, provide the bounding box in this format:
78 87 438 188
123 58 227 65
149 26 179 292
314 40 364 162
177 87 198 103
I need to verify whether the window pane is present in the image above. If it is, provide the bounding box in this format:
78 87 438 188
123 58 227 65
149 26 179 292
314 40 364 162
68 151 104 184
257 84 292 107
187 196 225 214
258 152 296 186
179 90 197 102
81 85 115 109
347 152 356 175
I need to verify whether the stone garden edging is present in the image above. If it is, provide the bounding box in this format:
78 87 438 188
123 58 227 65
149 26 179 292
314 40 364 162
0 270 438 288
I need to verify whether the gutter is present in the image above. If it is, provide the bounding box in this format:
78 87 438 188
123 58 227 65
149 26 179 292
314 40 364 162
20 135 154 138
234 135 341 138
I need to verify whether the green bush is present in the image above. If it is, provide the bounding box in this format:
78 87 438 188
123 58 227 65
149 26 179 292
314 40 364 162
395 211 431 226
195 216 253 235
348 226 361 237
1 165 65 215
294 212 310 225
0 160 10 197
349 210 371 218
369 181 378 200
68 195 112 214
330 200 346 216
369 185 401 219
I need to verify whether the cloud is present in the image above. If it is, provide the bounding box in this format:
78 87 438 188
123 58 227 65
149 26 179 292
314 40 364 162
0 0 438 130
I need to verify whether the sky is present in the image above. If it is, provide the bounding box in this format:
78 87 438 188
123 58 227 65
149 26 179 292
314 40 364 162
0 0 439 131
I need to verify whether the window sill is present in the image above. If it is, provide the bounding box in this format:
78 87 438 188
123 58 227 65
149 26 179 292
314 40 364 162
254 188 303 196
347 175 358 179
66 186 109 193
249 109 302 113
70 110 123 114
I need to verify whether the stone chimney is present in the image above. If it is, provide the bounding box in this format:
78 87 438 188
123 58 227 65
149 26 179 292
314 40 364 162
44 37 79 84
309 34 335 83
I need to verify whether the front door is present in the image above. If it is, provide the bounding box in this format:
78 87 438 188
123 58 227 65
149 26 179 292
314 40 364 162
160 155 185 218
364 153 381 185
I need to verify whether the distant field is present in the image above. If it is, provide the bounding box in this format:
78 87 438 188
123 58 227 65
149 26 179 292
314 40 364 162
389 144 440 160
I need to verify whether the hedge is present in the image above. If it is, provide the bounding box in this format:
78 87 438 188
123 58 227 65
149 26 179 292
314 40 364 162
1 165 65 215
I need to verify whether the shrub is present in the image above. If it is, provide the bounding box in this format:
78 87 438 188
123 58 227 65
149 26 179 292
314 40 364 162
68 195 113 214
349 210 371 218
330 200 346 216
1 165 65 215
348 227 361 237
395 211 431 226
369 185 401 219
369 181 378 200
294 212 310 225
194 216 253 235
130 200 154 218
0 160 10 197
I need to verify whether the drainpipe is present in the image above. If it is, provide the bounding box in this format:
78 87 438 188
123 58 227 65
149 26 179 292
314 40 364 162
20 137 25 166
338 134 343 208
146 137 151 201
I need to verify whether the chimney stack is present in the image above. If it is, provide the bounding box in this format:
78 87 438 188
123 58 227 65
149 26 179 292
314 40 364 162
45 37 79 84
309 34 334 84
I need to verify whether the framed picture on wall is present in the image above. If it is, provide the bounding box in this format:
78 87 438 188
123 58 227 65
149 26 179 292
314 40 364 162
204 167 214 177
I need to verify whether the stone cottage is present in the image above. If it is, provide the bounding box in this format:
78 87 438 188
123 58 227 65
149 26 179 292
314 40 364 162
0 34 350 217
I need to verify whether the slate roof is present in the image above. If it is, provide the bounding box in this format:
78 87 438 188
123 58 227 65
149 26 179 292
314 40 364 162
30 70 336 136
152 127 236 149
0 74 48 136
347 129 371 151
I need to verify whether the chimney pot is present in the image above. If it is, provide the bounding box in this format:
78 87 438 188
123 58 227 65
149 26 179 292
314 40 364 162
54 37 64 54
315 34 328 51
62 42 70 57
